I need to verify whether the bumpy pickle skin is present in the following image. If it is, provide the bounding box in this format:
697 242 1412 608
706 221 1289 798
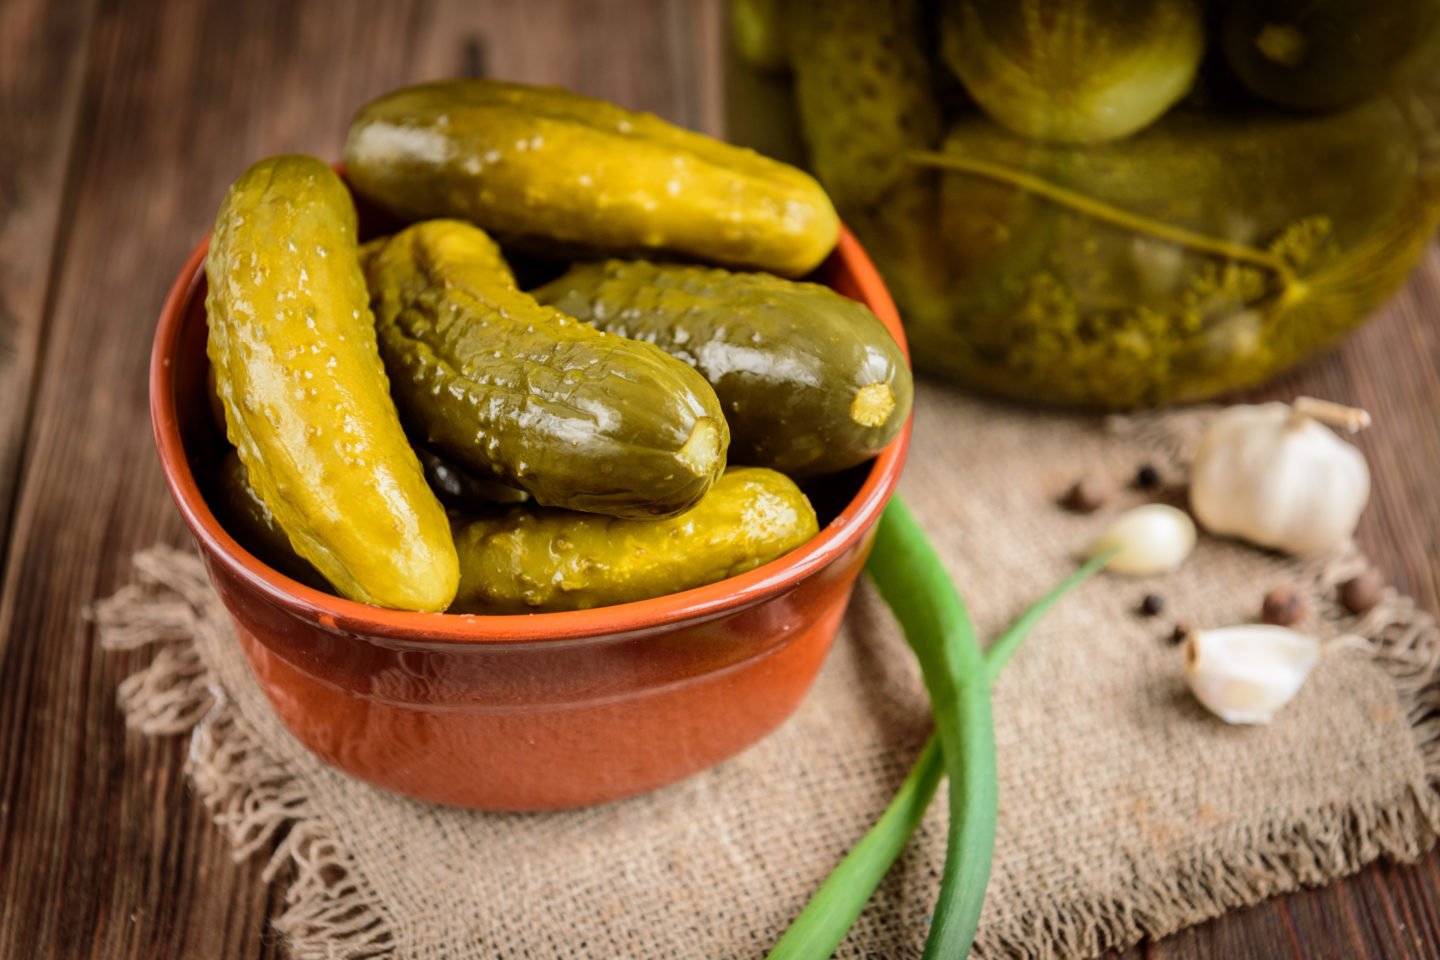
534 260 913 478
788 0 941 209
450 467 819 614
908 102 1438 407
365 220 729 520
204 155 459 611
343 79 839 277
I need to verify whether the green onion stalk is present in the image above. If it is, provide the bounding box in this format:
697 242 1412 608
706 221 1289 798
768 499 1115 959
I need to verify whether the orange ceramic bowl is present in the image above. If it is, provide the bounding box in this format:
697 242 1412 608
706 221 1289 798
151 219 910 811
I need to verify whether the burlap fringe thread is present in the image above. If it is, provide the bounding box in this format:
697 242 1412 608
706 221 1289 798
93 549 395 960
91 410 1440 959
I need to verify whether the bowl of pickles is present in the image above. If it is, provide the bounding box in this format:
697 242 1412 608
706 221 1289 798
151 80 913 811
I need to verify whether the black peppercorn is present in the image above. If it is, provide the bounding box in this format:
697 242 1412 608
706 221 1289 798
1134 464 1161 490
1139 593 1165 616
1060 477 1107 514
1261 585 1306 626
1340 570 1384 615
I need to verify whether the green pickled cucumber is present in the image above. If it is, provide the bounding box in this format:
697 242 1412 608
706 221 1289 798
731 0 790 73
415 444 529 511
343 79 838 277
788 0 941 208
213 451 325 590
450 467 818 614
534 260 912 478
1222 0 1440 111
906 101 1438 406
940 0 1204 144
205 155 459 611
365 220 729 519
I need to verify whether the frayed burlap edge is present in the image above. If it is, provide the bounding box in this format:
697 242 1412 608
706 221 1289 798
94 447 1440 960
973 541 1440 960
92 547 395 960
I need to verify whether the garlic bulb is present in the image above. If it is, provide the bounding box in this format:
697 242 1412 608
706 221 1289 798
1182 625 1320 725
1083 504 1196 574
1189 397 1370 556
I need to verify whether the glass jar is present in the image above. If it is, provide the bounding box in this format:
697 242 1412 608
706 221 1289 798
726 0 1440 408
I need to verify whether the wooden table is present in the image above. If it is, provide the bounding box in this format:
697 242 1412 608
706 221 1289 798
2 1 1436 956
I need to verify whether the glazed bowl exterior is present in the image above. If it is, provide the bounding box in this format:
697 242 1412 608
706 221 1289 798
151 224 910 811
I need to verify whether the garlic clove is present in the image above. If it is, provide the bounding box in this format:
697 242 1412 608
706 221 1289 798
1182 625 1320 725
1084 504 1196 574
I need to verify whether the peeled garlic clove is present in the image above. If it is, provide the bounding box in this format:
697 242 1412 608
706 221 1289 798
1183 625 1320 725
1084 504 1196 574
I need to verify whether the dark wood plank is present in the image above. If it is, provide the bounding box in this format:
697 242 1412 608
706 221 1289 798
0 1 434 956
0 0 97 575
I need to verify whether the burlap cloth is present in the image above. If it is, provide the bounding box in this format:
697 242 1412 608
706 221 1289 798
95 384 1440 959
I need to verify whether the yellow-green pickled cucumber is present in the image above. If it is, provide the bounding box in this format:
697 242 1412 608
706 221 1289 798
450 467 818 614
1222 0 1440 111
535 260 912 478
731 0 789 73
940 0 1204 144
212 451 325 590
788 0 941 208
365 220 729 519
205 155 458 611
343 79 838 277
903 101 1439 406
415 444 528 511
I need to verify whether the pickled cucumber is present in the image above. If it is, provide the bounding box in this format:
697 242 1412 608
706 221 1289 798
415 444 528 511
365 220 729 519
213 451 324 590
788 0 941 208
344 79 839 277
205 155 459 611
903 101 1439 406
449 467 818 614
731 0 789 73
940 0 1204 144
1222 0 1440 111
534 260 912 478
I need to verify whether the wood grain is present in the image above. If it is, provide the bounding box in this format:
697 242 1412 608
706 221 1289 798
0 0 98 570
0 1 1435 957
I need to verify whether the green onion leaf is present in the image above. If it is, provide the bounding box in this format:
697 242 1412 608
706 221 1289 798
766 500 1116 959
